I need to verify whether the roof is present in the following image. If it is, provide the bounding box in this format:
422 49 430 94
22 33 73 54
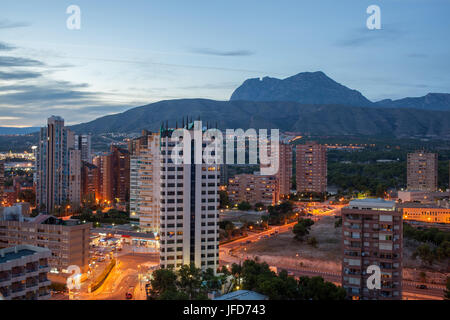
0 245 50 264
0 249 34 263
214 290 268 300
347 198 396 210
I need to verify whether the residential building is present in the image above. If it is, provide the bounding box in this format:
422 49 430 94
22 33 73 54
81 161 99 204
407 151 438 192
0 160 4 205
260 142 293 198
74 134 92 163
296 141 327 194
93 153 112 203
159 121 220 272
129 131 161 233
227 173 278 206
110 145 130 203
341 199 403 300
0 214 91 273
0 245 51 300
36 116 82 214
397 190 449 203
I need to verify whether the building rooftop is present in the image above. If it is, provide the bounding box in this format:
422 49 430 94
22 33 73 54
214 290 268 300
347 198 396 210
0 245 49 264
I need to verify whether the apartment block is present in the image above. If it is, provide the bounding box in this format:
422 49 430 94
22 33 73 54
129 131 161 233
159 121 220 272
0 214 91 273
0 245 51 300
399 203 450 224
227 173 278 206
341 199 403 300
74 134 92 163
81 161 99 203
407 151 438 192
296 142 327 193
0 160 4 205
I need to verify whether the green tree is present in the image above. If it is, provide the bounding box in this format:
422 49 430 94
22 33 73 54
238 201 252 211
150 268 177 297
177 264 203 299
307 236 318 247
293 219 314 241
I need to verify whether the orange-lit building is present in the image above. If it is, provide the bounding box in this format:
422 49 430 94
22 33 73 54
296 141 327 194
400 204 450 224
81 161 99 203
227 173 279 206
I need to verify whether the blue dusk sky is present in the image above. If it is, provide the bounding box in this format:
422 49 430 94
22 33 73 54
0 0 449 126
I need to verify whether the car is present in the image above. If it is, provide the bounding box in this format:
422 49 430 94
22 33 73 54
416 284 427 290
125 292 133 299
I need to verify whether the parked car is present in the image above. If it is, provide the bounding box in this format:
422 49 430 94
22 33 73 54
416 284 427 290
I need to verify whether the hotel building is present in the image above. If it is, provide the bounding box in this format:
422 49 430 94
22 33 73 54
159 121 220 272
341 199 402 300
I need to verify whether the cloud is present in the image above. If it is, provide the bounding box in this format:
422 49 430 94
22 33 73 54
191 48 255 57
335 25 404 47
0 56 44 67
0 71 42 80
0 42 15 51
0 19 30 29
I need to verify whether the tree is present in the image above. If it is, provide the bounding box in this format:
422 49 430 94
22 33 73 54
307 236 318 247
238 201 252 211
150 268 177 298
413 243 434 265
254 202 265 211
293 219 314 241
177 264 203 299
219 190 232 209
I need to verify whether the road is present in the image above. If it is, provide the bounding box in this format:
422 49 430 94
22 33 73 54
219 220 445 300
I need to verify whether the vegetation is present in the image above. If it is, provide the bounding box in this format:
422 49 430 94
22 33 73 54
237 201 252 211
293 218 315 241
235 260 346 300
219 190 232 209
149 264 224 300
404 223 450 265
73 208 130 226
265 201 297 225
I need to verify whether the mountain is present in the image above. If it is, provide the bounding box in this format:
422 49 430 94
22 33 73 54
70 99 450 138
230 71 373 107
374 93 450 111
0 127 40 135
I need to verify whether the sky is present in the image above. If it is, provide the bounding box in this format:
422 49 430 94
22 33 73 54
0 0 449 127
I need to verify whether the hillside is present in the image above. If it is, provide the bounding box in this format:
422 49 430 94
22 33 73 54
70 99 450 138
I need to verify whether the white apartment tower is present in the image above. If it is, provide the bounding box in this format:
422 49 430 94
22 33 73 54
129 131 161 234
159 121 220 272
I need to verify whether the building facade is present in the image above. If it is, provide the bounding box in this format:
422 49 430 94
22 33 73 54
129 131 161 233
159 122 220 272
81 161 99 204
296 142 327 194
0 245 51 300
407 151 438 192
0 215 91 273
341 199 403 300
0 160 4 206
74 134 92 163
227 173 278 206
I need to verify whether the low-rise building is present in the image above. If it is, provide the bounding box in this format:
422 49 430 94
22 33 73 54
0 214 91 273
0 244 52 300
399 203 450 224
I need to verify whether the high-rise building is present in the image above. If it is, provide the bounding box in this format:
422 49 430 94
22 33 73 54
81 161 99 204
74 134 92 163
0 160 4 205
68 149 81 210
93 153 112 203
260 142 293 198
159 121 220 272
341 199 403 300
0 245 52 300
407 151 438 192
129 131 161 233
110 145 130 203
36 116 71 214
227 173 278 206
296 141 327 194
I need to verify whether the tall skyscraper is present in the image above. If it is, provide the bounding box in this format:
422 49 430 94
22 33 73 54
93 154 112 202
341 199 403 300
260 142 293 198
110 145 130 203
0 160 4 205
129 130 161 233
36 116 71 214
81 161 99 204
74 134 92 163
68 149 82 209
159 121 219 272
407 151 438 191
296 141 327 193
